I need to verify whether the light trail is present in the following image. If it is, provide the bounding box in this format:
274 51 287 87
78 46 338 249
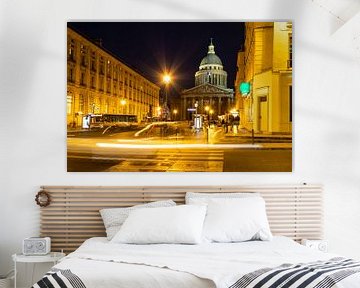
96 143 262 149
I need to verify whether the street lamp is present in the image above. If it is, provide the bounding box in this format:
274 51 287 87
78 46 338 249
163 74 171 104
157 106 162 117
162 73 171 120
173 109 178 121
205 105 210 123
209 109 214 119
120 99 126 114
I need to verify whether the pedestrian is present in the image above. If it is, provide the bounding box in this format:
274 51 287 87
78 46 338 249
234 115 240 134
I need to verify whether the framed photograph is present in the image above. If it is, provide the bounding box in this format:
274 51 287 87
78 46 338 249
67 21 292 172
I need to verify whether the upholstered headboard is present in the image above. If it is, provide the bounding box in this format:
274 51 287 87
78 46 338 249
39 184 323 253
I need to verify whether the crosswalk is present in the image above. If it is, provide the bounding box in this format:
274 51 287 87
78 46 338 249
100 149 224 172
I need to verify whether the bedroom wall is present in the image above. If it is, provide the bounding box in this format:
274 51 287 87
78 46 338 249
1 0 360 285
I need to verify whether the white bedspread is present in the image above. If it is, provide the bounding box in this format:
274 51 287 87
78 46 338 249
54 237 360 288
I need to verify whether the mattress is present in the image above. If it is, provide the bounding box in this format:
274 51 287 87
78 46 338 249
34 236 360 288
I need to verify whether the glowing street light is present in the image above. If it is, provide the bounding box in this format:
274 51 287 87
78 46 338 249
157 106 162 116
173 109 178 121
120 99 126 114
163 74 171 84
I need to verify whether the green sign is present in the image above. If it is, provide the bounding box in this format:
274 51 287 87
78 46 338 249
239 82 251 95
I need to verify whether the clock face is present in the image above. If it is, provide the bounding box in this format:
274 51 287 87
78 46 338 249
26 242 33 249
36 241 45 250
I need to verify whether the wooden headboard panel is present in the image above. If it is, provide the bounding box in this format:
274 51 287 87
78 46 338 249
39 185 323 253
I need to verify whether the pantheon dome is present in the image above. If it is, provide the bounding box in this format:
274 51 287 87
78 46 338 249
195 39 228 88
180 39 234 119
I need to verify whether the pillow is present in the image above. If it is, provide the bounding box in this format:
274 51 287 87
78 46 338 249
202 197 272 243
186 191 259 204
100 200 176 240
111 205 207 244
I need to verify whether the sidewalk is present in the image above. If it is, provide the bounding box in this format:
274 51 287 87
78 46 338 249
224 128 292 143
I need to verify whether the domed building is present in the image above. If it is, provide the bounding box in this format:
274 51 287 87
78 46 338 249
181 39 234 119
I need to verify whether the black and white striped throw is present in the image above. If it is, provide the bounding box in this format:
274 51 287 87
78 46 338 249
230 257 360 288
32 268 86 288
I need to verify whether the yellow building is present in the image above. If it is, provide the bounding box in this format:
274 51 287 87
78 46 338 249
67 27 160 127
235 22 292 134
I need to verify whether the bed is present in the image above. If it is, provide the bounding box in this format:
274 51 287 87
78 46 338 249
33 185 360 288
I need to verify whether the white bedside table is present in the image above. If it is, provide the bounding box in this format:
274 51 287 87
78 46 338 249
12 252 65 288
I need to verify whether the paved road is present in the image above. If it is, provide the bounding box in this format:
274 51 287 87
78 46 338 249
67 123 292 172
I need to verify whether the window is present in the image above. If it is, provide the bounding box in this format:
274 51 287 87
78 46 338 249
79 95 84 113
68 67 74 83
68 39 75 61
91 75 95 89
289 85 292 122
288 34 292 68
106 78 111 93
91 51 96 71
80 44 87 66
67 95 73 115
99 76 104 91
99 57 104 75
80 71 86 86
107 60 111 76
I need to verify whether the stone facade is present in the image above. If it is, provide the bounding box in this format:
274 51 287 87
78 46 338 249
235 22 292 134
181 40 234 120
67 27 160 127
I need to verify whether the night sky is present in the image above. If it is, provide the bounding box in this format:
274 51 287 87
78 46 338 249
68 22 245 98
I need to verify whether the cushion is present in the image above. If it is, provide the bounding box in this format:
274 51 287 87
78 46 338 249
111 205 207 244
202 197 272 243
186 191 259 204
100 200 176 240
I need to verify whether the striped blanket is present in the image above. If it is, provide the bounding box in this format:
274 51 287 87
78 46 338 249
32 268 86 288
32 258 360 288
230 258 360 288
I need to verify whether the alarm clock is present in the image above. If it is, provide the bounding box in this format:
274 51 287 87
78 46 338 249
301 239 328 252
23 237 51 255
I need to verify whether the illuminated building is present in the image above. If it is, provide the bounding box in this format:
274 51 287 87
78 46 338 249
235 22 292 134
67 27 160 127
180 39 234 119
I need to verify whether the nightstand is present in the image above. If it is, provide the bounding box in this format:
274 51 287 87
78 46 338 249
301 239 328 252
12 252 65 288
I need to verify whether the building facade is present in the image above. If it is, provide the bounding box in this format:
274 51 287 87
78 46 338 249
180 40 234 120
235 22 292 134
67 27 160 127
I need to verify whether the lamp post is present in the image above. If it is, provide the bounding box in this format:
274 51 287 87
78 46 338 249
205 105 210 121
163 74 171 120
209 109 214 121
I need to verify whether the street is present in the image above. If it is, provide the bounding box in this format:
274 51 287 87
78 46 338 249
67 122 292 172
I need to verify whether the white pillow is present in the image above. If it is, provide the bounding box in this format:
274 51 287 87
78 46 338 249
100 200 176 240
202 197 272 243
111 205 207 244
186 192 259 204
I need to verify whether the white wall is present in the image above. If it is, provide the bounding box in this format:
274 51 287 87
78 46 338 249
1 0 360 285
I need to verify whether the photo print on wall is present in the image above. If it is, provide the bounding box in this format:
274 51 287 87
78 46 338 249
67 21 292 172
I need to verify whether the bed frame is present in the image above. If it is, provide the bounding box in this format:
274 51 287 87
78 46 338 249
39 184 323 253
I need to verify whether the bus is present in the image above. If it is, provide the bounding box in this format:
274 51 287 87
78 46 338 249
82 114 138 129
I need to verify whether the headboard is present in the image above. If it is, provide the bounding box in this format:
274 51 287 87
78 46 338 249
39 184 323 253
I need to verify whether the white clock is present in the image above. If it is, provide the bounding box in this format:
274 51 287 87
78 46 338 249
301 239 328 252
22 237 51 255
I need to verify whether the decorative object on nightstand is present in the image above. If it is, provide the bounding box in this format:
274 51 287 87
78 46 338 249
301 239 328 252
12 252 65 288
23 237 51 255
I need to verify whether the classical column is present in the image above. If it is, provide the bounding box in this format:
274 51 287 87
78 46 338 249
182 97 187 120
218 97 222 115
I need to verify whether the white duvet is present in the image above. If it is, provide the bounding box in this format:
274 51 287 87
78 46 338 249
54 237 360 288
